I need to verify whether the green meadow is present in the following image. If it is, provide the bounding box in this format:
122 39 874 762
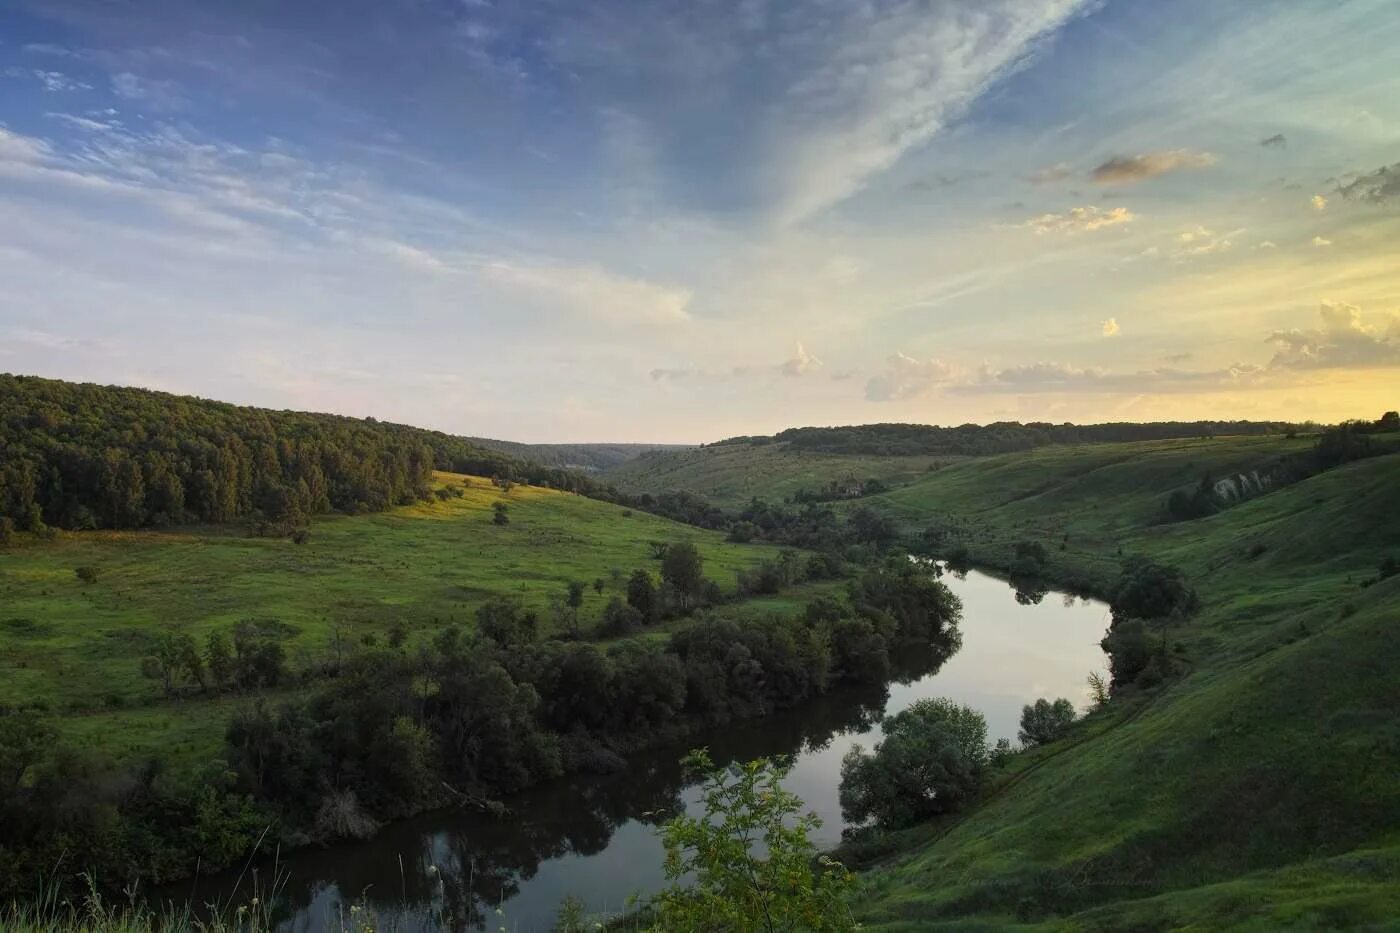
0 472 803 766
606 442 958 509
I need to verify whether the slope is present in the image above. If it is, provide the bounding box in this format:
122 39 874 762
848 443 1400 927
0 471 798 767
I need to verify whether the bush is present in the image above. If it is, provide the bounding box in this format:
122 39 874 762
74 565 101 584
1018 698 1076 747
598 596 643 637
649 750 856 931
839 698 988 829
492 501 509 525
1110 557 1199 625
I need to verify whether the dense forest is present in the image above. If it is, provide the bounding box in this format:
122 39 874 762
713 419 1302 456
0 375 622 533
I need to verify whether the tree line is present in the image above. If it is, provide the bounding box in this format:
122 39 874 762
713 419 1303 457
0 375 627 534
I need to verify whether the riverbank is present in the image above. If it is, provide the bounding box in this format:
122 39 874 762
846 443 1400 927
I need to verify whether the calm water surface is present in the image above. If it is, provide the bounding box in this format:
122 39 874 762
175 567 1109 931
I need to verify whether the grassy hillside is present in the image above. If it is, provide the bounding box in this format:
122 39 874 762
844 439 1400 926
467 438 693 473
607 443 955 509
0 472 800 767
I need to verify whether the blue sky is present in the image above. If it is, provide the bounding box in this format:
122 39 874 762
2 0 1398 441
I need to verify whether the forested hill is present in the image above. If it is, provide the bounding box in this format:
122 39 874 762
0 374 620 533
465 437 692 473
725 419 1301 456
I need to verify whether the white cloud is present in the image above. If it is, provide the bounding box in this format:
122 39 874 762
1267 301 1400 370
865 352 954 401
1101 317 1120 337
780 341 823 376
759 0 1095 223
112 72 186 110
1021 205 1135 234
1312 236 1332 247
1311 194 1328 211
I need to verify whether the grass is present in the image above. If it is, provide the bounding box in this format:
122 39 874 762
839 438 1400 927
605 443 959 509
0 472 806 768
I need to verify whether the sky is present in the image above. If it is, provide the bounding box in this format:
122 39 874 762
1 0 1398 442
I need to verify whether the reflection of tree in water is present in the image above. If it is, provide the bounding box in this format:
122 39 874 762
1012 575 1049 605
210 642 956 931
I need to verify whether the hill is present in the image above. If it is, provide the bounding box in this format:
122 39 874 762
0 471 804 768
466 437 693 473
840 435 1400 927
604 420 1300 510
0 373 624 536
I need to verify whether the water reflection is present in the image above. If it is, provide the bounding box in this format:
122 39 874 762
176 569 1108 931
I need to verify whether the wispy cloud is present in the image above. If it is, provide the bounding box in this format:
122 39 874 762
1090 149 1217 185
1020 205 1135 234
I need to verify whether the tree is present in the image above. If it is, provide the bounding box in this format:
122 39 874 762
1378 410 1400 432
0 710 53 796
599 596 644 637
492 501 510 525
592 577 606 596
839 697 988 829
141 632 201 696
627 568 660 624
1110 557 1199 625
1018 697 1076 747
0 516 12 548
566 580 587 636
649 750 856 932
476 598 537 648
206 631 233 688
661 542 705 610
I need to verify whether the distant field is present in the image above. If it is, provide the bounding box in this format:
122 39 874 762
0 472 803 764
606 442 958 508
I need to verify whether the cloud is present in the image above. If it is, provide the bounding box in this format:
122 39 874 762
112 73 186 110
1312 236 1332 247
953 360 1262 395
1027 162 1073 185
733 0 1096 223
1311 194 1327 211
1257 240 1278 249
1267 301 1400 370
1336 162 1400 205
1089 149 1217 185
1101 317 1120 337
1259 133 1287 149
865 353 954 401
480 259 693 327
1171 225 1237 258
4 68 93 92
780 341 823 377
1020 205 1135 234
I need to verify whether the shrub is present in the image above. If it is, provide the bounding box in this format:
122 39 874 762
649 750 856 931
1110 557 1199 625
74 565 101 584
1018 698 1076 747
598 596 644 637
492 501 509 525
839 697 988 829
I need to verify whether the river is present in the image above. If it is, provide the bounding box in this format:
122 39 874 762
172 567 1109 931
